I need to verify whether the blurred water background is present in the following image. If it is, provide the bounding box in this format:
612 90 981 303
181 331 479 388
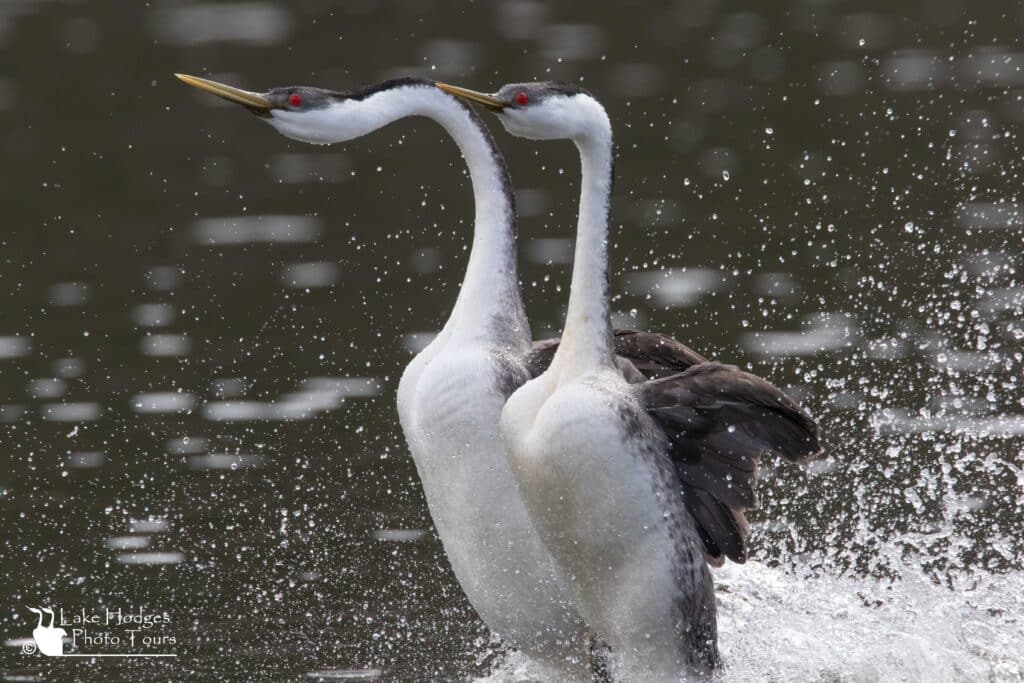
1 1 1022 680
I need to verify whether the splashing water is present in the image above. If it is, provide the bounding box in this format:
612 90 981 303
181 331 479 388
716 562 1024 682
479 562 1023 681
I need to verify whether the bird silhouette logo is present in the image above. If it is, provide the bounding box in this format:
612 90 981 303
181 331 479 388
24 606 67 656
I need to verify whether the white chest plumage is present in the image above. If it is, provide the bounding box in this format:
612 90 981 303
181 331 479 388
492 90 721 680
501 370 697 679
397 336 589 676
374 86 589 676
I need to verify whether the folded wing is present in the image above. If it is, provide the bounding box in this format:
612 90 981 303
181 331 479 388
639 362 822 564
525 329 708 379
524 332 821 565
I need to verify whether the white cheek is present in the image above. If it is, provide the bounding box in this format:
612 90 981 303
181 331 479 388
498 113 545 140
267 109 344 144
497 115 521 135
265 101 376 145
498 100 582 141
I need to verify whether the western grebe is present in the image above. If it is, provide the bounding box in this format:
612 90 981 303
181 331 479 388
439 80 823 680
176 74 715 679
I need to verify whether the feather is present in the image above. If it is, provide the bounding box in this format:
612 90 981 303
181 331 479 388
525 334 822 565
640 362 822 563
524 329 707 380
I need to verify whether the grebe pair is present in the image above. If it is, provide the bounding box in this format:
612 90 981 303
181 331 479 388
177 73 820 680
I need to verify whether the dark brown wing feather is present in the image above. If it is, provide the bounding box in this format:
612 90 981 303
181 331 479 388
523 336 560 378
639 362 822 564
524 329 707 380
523 331 821 566
682 484 750 566
610 329 709 378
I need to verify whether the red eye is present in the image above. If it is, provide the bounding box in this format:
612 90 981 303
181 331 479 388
289 94 302 107
515 91 529 106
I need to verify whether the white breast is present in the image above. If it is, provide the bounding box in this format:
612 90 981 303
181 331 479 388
502 369 691 679
397 338 589 676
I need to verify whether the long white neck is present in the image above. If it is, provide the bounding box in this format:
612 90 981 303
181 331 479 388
272 84 526 348
550 100 616 375
422 91 525 344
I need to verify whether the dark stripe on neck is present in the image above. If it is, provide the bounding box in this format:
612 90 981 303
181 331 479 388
448 93 516 230
539 81 593 97
331 79 515 223
333 77 435 101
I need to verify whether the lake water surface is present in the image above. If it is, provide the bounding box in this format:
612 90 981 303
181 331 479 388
1 1 1022 680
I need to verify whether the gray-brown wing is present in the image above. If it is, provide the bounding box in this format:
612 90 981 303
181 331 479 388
610 329 709 378
524 329 708 380
639 362 822 564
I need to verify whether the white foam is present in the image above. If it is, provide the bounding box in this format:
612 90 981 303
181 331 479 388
477 563 1024 682
714 561 1024 681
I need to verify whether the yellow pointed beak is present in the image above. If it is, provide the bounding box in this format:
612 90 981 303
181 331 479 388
175 73 275 111
435 82 508 110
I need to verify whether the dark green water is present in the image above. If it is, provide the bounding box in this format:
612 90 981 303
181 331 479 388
1 2 1022 680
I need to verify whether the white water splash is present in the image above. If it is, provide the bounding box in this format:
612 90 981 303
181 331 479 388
477 561 1023 682
715 561 1024 682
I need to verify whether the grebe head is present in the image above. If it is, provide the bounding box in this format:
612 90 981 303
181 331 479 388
175 74 438 145
436 80 607 142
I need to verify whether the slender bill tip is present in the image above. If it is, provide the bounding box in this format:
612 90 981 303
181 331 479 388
174 73 276 113
435 82 508 111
